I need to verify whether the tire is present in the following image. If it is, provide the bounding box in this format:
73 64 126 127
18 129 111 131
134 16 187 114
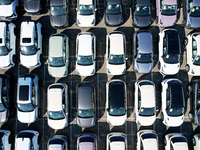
185 64 189 72
188 112 193 121
192 137 196 146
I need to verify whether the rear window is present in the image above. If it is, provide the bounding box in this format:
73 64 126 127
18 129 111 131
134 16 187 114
19 85 29 101
79 137 94 143
22 38 31 43
110 136 125 142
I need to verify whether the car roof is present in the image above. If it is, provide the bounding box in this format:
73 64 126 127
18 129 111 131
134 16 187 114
79 0 93 5
49 144 63 150
78 34 92 56
48 88 63 111
136 0 150 6
143 139 158 150
51 0 64 5
78 83 93 110
20 21 35 45
110 33 124 55
140 85 155 108
163 0 177 5
107 0 121 4
15 138 31 150
137 31 152 54
79 142 94 150
110 142 125 150
172 143 188 150
0 22 6 46
193 0 200 7
49 35 63 57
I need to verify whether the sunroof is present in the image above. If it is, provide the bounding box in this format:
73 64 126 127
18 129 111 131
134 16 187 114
19 85 29 101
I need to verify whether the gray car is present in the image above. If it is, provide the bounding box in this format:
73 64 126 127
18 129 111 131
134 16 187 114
183 0 200 28
24 0 42 15
133 30 153 74
76 82 95 128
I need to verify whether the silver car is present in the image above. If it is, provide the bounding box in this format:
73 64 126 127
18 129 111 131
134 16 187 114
47 135 68 150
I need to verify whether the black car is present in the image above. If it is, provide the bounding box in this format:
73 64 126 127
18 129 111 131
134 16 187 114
50 0 69 28
132 0 153 27
188 80 200 125
105 0 123 26
24 0 42 15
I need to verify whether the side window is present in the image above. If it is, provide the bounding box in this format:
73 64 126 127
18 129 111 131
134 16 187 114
138 88 141 110
189 0 193 11
92 37 94 58
32 81 36 106
34 28 38 49
161 0 163 9
140 139 144 150
108 37 110 57
62 89 66 112
163 37 167 56
170 142 174 150
6 27 10 49
166 88 170 110
2 83 7 104
136 36 139 57
192 37 197 59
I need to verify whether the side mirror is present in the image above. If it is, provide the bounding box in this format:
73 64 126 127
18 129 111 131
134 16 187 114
76 8 78 11
95 8 97 11
177 8 180 11
126 57 128 60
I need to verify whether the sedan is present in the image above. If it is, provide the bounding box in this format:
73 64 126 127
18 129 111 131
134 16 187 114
24 0 42 15
0 130 11 150
77 134 97 150
47 135 68 150
0 0 18 20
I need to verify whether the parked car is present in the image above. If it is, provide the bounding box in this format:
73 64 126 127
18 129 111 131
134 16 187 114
15 130 39 150
48 33 69 77
77 134 97 150
106 132 127 150
135 80 156 126
47 83 68 129
185 32 200 75
20 21 42 68
24 0 42 15
76 82 95 128
183 0 200 28
188 80 200 125
17 74 39 123
106 31 126 75
106 80 127 126
47 135 68 150
0 74 10 123
161 79 185 127
133 30 153 74
50 0 69 28
0 130 11 150
76 0 97 27
0 0 18 20
105 0 123 26
192 133 200 150
164 133 189 150
137 130 158 150
156 0 178 27
159 28 180 75
76 32 96 76
132 0 154 27
0 22 16 69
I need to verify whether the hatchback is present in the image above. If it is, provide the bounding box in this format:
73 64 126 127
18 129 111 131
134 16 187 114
0 0 18 20
77 134 97 150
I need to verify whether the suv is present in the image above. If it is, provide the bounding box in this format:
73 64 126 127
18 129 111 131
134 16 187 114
20 21 42 68
17 74 39 123
24 0 42 15
76 32 96 76
0 22 16 69
47 83 68 129
76 0 97 27
135 80 156 126
15 130 39 150
106 80 127 126
161 79 185 127
159 29 180 75
48 34 69 77
0 0 18 20
47 135 68 150
76 82 95 128
106 31 126 75
0 130 11 150
77 134 97 150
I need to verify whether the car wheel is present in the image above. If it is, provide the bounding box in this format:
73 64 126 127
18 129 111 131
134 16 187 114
192 137 196 146
184 38 188 46
185 64 189 72
188 112 193 121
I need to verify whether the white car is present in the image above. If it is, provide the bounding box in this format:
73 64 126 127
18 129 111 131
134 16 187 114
185 32 200 75
106 80 127 126
0 0 18 20
76 32 96 76
161 79 185 127
47 83 68 129
0 130 11 150
164 133 189 150
106 132 127 150
137 130 158 150
135 80 156 126
106 31 126 75
20 21 42 68
192 133 200 150
76 0 97 27
159 28 180 75
0 22 16 69
15 130 39 150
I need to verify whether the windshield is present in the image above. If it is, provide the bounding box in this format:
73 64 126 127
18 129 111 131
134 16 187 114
136 53 152 63
0 103 5 112
163 54 179 64
48 111 65 120
135 6 150 16
78 4 94 15
139 107 155 116
17 103 35 112
77 55 93 66
0 0 12 5
108 54 124 65
0 46 9 56
167 107 184 116
51 5 66 16
161 5 176 15
21 45 37 55
193 56 200 65
106 4 122 14
78 109 94 118
190 6 200 17
171 137 187 143
109 107 125 116
49 57 65 67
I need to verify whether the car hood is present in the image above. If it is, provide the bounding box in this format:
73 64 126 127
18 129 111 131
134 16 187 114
136 115 156 126
48 118 67 129
17 110 36 123
134 62 153 74
20 54 38 68
188 16 200 28
77 117 95 128
106 14 123 26
107 114 126 126
188 63 200 76
160 62 179 75
77 14 95 27
76 64 95 76
48 65 67 77
0 110 7 123
160 15 176 27
134 15 151 27
24 0 41 13
0 4 13 17
0 54 10 68
107 63 125 75
50 14 68 27
164 115 184 127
